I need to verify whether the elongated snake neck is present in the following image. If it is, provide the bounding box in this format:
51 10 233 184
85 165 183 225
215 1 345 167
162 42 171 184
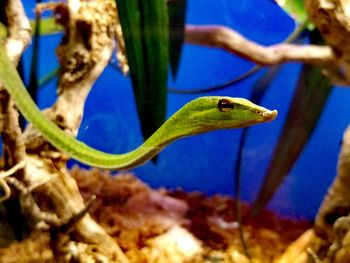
0 44 195 169
0 45 277 170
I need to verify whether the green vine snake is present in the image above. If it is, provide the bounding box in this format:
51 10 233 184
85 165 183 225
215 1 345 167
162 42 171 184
0 45 277 170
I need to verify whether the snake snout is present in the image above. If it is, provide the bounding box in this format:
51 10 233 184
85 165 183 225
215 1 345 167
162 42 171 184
262 109 278 121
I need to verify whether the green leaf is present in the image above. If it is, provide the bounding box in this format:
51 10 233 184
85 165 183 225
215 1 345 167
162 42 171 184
274 0 314 29
0 23 6 39
167 0 187 79
116 0 169 140
253 31 332 214
28 9 41 102
30 17 63 36
233 66 282 258
38 67 60 87
0 18 63 39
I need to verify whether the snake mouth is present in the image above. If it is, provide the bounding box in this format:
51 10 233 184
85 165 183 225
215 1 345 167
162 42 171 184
262 109 278 122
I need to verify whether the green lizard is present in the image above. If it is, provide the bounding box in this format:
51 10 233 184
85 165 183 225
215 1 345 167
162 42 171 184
0 44 277 170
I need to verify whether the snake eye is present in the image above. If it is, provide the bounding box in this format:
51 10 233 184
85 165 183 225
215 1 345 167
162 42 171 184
218 99 235 112
253 109 262 115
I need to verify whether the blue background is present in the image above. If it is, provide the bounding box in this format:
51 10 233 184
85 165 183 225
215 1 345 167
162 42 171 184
21 0 350 220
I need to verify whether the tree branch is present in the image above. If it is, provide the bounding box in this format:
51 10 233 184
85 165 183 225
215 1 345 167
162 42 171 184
1 0 31 173
307 125 350 262
185 25 337 66
1 0 130 262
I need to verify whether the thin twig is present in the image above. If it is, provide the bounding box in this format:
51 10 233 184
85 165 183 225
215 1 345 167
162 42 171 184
1 0 31 177
169 21 308 94
185 25 336 66
0 160 26 202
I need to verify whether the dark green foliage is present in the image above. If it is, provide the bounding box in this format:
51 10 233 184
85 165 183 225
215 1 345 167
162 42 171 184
274 0 313 28
2 1 42 243
31 17 63 36
234 66 283 184
233 66 282 256
18 5 41 129
28 9 41 102
167 0 187 79
1 17 63 39
253 31 332 214
116 0 169 140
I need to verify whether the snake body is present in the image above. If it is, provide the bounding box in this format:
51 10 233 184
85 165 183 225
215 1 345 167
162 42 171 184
0 46 277 170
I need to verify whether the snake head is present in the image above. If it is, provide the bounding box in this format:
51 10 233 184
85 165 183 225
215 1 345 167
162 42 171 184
176 96 278 135
216 97 277 124
144 96 277 153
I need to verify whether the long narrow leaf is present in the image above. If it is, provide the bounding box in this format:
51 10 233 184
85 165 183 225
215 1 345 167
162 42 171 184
28 9 41 102
30 17 63 36
17 9 41 130
253 32 332 214
1 18 64 39
0 23 6 39
38 67 60 87
116 0 169 140
235 66 282 184
167 0 187 78
116 0 144 94
274 0 313 29
140 0 169 139
233 66 282 256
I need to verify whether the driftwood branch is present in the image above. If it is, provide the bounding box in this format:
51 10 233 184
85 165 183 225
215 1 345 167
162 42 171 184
314 125 350 241
2 0 350 262
23 0 130 261
3 0 32 62
185 25 336 66
184 1 350 86
306 125 350 263
0 0 129 262
1 0 31 170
